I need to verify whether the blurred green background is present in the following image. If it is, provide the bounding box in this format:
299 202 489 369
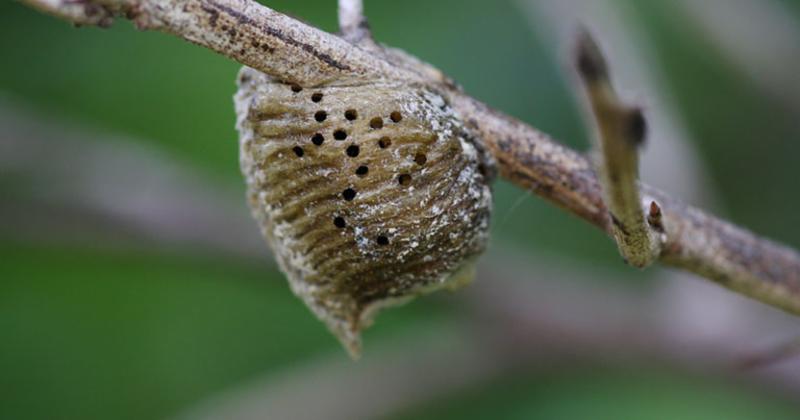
2 0 800 419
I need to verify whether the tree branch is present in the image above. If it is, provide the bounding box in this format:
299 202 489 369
17 0 800 316
22 0 410 86
575 32 663 268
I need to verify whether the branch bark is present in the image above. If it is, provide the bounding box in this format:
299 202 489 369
24 0 410 86
17 0 800 316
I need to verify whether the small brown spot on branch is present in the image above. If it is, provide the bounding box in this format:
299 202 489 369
201 5 219 28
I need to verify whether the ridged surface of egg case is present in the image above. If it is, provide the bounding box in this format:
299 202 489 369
235 67 493 356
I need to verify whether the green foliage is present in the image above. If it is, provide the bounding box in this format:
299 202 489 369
389 367 800 420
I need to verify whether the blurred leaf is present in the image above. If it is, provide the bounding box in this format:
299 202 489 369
0 243 327 419
387 366 800 420
0 241 452 420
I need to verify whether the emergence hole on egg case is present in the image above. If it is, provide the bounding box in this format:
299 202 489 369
378 137 391 148
355 166 369 176
414 152 427 165
345 109 358 121
390 111 402 123
346 145 360 157
311 133 324 146
377 235 389 246
398 174 412 186
333 129 348 140
315 111 327 122
292 146 304 157
370 117 383 129
333 217 346 228
342 188 357 201
311 92 323 102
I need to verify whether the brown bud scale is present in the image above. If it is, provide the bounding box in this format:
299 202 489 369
235 67 494 356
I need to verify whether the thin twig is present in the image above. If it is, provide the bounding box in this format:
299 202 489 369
16 0 800 316
523 0 719 208
523 0 738 341
338 0 371 43
738 337 800 370
574 32 663 268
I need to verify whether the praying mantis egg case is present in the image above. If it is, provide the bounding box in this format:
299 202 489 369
235 67 494 357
